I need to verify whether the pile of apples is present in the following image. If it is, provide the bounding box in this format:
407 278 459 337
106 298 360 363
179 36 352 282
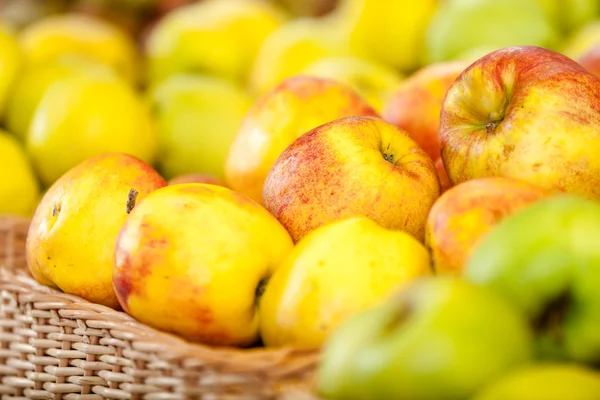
2 0 600 399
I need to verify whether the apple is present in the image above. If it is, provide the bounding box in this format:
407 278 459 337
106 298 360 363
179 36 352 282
576 45 600 77
440 45 600 200
464 194 600 364
473 363 600 400
26 153 166 309
17 12 139 84
225 75 378 203
561 20 600 60
262 116 440 243
0 129 40 217
316 276 533 400
113 183 294 347
5 54 116 140
0 23 21 117
332 0 438 72
535 0 600 37
435 158 452 193
167 173 226 187
26 74 157 187
248 17 351 95
147 74 253 181
144 0 287 86
425 0 559 63
259 216 432 348
425 177 548 276
301 55 404 112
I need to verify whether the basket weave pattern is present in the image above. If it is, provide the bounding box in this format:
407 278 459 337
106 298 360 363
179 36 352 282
0 215 320 400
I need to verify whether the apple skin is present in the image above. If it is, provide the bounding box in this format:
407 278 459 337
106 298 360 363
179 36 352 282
426 177 548 275
262 116 441 243
316 276 533 400
167 173 226 187
473 363 600 400
464 194 600 364
577 45 600 77
440 45 600 200
225 75 379 204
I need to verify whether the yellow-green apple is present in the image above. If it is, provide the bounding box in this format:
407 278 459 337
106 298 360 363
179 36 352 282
167 173 227 187
248 17 351 94
0 23 21 117
474 363 600 400
225 75 379 203
26 74 157 187
331 0 438 72
561 20 600 60
301 55 404 112
26 153 166 309
465 195 600 363
382 61 469 189
145 0 287 86
262 116 441 243
113 183 294 346
536 0 600 37
259 216 432 348
576 45 600 77
5 54 116 140
147 74 253 181
316 276 533 400
425 177 548 275
18 12 139 84
425 0 559 63
440 45 600 200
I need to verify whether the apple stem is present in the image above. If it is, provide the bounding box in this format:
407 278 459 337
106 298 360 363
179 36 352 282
486 122 497 133
126 188 139 214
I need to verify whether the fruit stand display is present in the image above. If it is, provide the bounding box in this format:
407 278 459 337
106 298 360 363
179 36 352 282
2 0 600 399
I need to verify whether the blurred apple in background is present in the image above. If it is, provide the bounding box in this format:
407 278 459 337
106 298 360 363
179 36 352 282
425 177 548 276
18 12 139 84
0 129 41 217
465 195 600 364
440 46 600 200
259 216 432 348
27 74 157 187
576 45 600 76
145 0 287 86
535 0 600 38
5 54 117 140
473 363 600 400
425 0 559 63
332 0 437 73
248 17 350 94
562 20 600 59
301 55 404 112
167 173 226 187
225 75 378 203
316 277 533 400
262 116 440 243
147 73 252 181
0 23 21 117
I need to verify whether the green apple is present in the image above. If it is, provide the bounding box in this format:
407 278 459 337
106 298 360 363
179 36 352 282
425 0 560 63
5 54 117 140
316 276 533 400
473 363 600 400
535 0 599 37
0 23 21 117
147 73 253 180
465 194 600 364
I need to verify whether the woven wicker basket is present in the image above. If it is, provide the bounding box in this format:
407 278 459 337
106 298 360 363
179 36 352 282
0 215 321 400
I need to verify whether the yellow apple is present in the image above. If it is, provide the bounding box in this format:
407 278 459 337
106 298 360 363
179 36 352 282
440 46 600 200
147 74 252 180
260 216 432 348
167 173 227 187
248 17 351 94
0 129 40 217
26 153 167 309
301 55 404 112
332 0 438 72
5 54 117 140
26 74 158 187
562 20 600 60
425 177 548 275
0 23 21 117
145 0 287 85
263 116 441 243
18 12 139 84
113 183 294 347
225 75 379 203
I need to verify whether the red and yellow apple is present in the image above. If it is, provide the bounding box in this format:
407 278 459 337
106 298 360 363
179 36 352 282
425 177 548 275
225 75 378 203
262 116 441 243
440 45 600 200
576 45 600 77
